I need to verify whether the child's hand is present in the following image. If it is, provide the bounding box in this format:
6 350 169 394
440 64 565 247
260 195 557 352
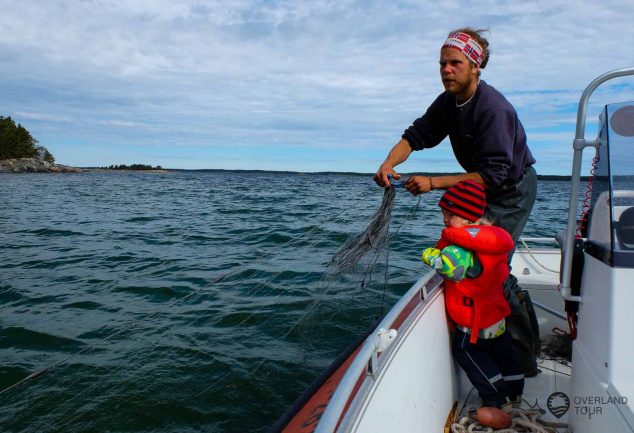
438 245 480 281
421 247 441 267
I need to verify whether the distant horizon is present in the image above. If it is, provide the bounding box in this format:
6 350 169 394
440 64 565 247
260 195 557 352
80 165 586 180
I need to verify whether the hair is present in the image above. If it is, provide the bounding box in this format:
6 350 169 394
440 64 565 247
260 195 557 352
472 215 494 226
448 27 490 75
447 213 493 227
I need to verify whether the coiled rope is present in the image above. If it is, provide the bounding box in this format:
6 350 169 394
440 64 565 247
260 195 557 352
451 408 569 433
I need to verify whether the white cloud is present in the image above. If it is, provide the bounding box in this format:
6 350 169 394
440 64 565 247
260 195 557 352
98 119 151 128
13 111 71 123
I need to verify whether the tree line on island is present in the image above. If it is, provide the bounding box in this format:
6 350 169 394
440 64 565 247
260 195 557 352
105 164 163 171
0 116 55 163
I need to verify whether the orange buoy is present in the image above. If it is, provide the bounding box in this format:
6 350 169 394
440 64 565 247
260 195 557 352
475 406 512 429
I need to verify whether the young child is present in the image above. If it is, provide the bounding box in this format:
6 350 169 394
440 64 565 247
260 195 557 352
422 180 524 411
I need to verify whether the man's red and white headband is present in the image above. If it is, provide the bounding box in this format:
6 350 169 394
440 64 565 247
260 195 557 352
443 32 484 67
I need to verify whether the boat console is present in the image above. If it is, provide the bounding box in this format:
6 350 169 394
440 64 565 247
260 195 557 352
584 101 634 267
564 80 634 432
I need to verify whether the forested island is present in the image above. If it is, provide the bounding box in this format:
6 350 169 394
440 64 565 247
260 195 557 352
0 116 54 162
0 116 80 173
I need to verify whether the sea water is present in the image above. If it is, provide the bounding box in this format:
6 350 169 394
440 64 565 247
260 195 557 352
0 171 571 432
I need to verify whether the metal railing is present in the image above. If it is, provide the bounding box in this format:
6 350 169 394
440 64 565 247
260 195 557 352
561 67 634 301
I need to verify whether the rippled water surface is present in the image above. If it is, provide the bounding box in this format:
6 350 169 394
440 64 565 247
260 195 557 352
0 171 572 432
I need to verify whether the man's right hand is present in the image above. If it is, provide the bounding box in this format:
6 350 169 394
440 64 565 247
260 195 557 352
374 139 413 187
374 163 399 188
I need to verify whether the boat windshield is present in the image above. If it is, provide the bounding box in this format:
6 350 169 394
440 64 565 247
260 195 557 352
589 101 634 266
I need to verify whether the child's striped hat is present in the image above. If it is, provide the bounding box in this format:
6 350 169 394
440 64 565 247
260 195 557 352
438 180 486 222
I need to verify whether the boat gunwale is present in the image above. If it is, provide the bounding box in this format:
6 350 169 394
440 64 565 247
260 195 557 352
267 317 382 433
337 281 446 433
314 269 442 433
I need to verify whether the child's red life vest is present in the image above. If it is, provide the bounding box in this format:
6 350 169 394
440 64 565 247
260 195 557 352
436 225 514 343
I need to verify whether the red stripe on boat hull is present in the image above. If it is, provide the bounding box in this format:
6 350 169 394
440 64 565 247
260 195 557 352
281 345 362 433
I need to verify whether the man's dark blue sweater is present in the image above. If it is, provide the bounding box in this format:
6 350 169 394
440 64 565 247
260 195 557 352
402 80 535 190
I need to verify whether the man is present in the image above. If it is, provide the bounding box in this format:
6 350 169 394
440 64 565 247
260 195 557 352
374 27 536 241
375 28 539 375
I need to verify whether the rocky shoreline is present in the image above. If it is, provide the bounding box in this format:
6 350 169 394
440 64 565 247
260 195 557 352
0 158 82 173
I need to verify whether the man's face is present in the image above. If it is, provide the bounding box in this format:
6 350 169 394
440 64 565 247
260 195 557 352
439 47 478 96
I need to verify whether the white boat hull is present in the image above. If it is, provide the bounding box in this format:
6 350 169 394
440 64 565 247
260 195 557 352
341 287 458 432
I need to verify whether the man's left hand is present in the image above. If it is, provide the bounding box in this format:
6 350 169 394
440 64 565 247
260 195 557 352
404 175 433 195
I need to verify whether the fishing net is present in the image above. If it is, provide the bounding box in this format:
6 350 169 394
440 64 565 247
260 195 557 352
327 187 396 277
284 186 399 360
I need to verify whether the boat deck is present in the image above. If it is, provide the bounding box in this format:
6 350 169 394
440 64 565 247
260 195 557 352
459 351 572 432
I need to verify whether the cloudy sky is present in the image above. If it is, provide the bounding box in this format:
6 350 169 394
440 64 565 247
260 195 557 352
2 0 634 174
